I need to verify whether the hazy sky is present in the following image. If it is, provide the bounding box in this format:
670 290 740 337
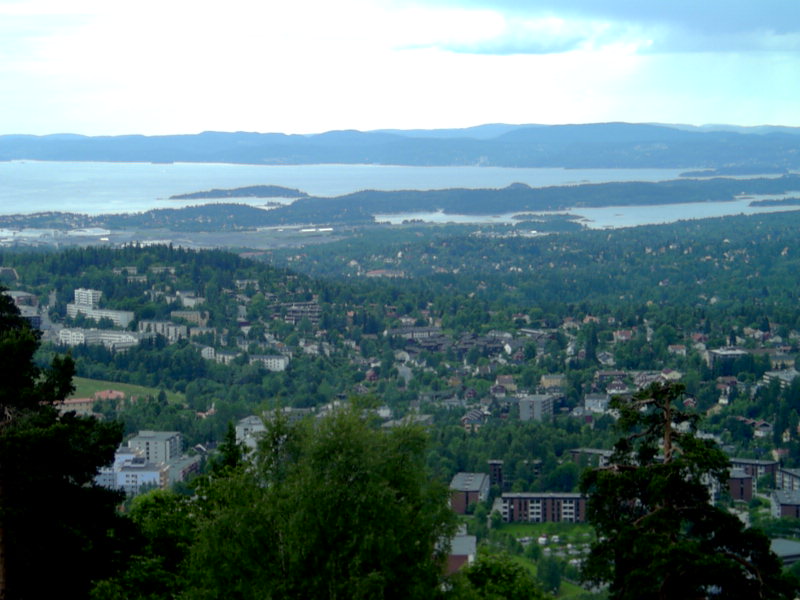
2 0 798 135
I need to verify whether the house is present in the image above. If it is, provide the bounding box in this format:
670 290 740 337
447 531 477 574
667 344 687 356
495 375 517 393
584 393 610 413
613 329 635 343
461 408 487 432
540 373 566 392
449 472 490 514
597 351 616 367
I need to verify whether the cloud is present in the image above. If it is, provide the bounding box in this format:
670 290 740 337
396 0 800 54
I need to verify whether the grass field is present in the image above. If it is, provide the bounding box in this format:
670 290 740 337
498 521 594 542
69 376 185 404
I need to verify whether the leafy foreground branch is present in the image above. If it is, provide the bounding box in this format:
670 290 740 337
581 382 799 600
0 291 129 600
96 409 562 600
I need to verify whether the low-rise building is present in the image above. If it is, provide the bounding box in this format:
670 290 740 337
518 394 554 422
59 327 141 350
249 354 290 372
500 492 587 523
449 472 490 514
772 490 800 519
728 468 753 502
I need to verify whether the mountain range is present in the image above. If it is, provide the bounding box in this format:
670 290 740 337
1 122 799 170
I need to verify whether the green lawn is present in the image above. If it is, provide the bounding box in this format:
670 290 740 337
69 376 185 404
498 521 594 542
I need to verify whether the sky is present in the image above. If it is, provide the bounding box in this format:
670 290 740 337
1 0 798 135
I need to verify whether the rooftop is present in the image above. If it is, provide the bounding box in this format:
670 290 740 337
449 472 489 492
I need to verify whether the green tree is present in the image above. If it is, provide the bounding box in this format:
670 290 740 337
454 551 550 599
208 421 245 476
92 489 195 600
536 556 562 595
580 382 798 600
0 290 130 599
185 408 457 599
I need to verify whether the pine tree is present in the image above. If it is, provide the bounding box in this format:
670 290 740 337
580 382 798 599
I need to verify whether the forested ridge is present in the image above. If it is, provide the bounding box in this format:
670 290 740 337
2 122 799 168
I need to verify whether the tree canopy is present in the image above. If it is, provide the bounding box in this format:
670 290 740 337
0 289 129 599
580 382 798 600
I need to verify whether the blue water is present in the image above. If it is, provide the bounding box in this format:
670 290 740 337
0 161 690 216
0 161 796 229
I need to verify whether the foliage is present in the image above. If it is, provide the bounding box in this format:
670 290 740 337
453 551 550 599
183 409 457 599
580 382 798 600
0 289 131 599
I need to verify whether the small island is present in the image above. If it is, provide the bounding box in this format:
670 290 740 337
749 197 800 207
169 185 309 200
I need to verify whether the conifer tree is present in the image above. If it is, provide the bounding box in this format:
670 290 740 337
0 290 129 599
580 382 798 599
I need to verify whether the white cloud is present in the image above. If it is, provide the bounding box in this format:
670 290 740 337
0 0 797 134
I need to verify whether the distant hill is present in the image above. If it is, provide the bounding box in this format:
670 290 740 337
1 123 799 170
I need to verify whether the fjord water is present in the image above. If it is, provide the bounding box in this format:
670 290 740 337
1 161 795 228
1 161 689 215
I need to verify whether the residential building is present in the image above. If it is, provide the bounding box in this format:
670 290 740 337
728 468 753 502
249 354 290 372
762 368 800 389
488 459 504 491
519 394 554 422
236 415 267 451
460 408 487 433
128 430 182 464
772 490 800 519
95 446 168 496
449 472 490 514
584 393 610 413
777 468 800 492
500 492 587 523
138 320 188 342
446 528 477 574
729 457 778 485
59 327 141 350
66 304 135 328
73 288 103 306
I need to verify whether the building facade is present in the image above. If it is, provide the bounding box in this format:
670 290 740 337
500 492 587 523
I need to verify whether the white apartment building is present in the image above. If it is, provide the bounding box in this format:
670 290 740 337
128 430 182 464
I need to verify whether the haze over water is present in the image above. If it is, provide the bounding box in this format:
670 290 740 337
1 161 689 215
1 161 796 229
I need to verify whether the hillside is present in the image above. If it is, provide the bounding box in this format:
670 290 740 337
1 123 799 169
